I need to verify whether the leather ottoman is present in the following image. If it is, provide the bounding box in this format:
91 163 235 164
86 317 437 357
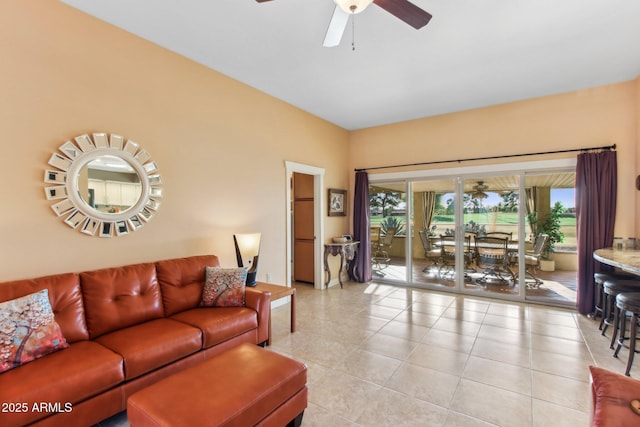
127 343 307 427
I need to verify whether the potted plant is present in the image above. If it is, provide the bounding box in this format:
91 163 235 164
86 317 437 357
527 202 566 271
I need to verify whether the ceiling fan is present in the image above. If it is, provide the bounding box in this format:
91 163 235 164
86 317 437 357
470 181 489 200
256 0 433 47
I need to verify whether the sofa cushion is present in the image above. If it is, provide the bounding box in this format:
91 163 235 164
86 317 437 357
0 340 124 427
0 272 89 343
171 307 258 348
0 289 69 373
156 255 219 316
590 365 640 426
95 318 202 380
81 262 163 338
202 266 247 307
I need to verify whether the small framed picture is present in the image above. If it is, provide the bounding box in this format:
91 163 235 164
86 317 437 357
328 188 347 217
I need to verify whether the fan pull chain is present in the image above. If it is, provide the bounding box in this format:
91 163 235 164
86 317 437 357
351 14 356 51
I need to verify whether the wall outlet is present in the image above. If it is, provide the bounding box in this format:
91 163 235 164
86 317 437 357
266 273 272 283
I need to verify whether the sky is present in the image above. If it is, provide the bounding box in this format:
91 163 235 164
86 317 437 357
442 188 575 210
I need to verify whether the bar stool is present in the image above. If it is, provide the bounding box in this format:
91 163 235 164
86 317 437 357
613 292 640 376
594 272 637 328
602 279 640 349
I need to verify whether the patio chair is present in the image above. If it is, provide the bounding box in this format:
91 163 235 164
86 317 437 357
438 234 473 280
419 230 441 271
372 227 395 275
518 233 548 288
475 236 515 285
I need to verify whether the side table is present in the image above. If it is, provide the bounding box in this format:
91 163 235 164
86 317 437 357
323 241 359 288
253 282 296 346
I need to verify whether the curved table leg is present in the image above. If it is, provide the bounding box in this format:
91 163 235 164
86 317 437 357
324 248 331 288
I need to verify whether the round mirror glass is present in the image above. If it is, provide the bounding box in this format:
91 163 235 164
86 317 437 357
45 133 162 237
77 155 143 214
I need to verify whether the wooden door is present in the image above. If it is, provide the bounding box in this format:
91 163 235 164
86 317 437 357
293 173 315 283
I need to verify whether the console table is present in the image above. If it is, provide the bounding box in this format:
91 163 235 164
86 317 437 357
324 241 359 288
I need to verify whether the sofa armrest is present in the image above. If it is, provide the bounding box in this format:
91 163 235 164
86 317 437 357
245 288 271 344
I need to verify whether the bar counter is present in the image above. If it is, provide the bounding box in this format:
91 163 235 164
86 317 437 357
593 248 640 276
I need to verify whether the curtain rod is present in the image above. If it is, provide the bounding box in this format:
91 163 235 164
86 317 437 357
354 144 616 172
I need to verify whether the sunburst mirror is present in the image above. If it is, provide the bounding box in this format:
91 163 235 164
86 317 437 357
44 133 162 237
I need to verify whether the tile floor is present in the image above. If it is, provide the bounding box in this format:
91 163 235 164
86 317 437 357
99 279 640 427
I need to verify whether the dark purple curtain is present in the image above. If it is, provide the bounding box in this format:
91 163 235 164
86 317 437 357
575 150 617 314
349 171 372 282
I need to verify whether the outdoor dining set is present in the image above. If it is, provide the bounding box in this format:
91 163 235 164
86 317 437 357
371 226 548 287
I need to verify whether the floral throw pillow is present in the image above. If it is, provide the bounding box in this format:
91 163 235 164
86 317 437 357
0 289 69 373
201 267 248 307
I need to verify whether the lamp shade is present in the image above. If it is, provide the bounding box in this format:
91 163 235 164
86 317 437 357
333 0 374 14
233 233 261 286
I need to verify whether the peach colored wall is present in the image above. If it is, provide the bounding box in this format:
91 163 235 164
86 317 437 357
349 80 639 239
0 1 350 282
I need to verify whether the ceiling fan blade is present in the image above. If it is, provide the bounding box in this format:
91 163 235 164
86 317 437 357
323 6 350 48
373 0 432 29
255 1 274 3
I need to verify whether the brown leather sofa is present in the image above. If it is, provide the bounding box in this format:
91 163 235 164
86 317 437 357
0 255 271 427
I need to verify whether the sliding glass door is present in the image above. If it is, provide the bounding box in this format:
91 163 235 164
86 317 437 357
410 178 459 290
460 175 521 298
369 182 407 282
367 160 577 308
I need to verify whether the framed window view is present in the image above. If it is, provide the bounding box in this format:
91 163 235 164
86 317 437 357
328 188 346 217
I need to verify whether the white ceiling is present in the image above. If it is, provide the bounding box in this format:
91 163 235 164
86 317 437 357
60 0 640 130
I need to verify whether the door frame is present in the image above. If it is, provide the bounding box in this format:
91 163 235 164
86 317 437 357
285 161 325 289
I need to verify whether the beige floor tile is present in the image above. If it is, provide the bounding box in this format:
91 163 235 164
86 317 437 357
334 348 403 385
339 312 390 332
444 411 499 427
450 298 491 313
450 379 532 427
361 332 419 360
477 324 531 348
463 355 532 395
530 334 593 360
308 370 381 421
531 399 589 427
385 362 460 407
486 303 528 319
531 370 591 413
409 343 470 375
394 310 440 327
471 337 531 368
409 301 450 316
355 387 449 427
374 297 412 310
527 310 577 328
442 307 487 324
482 313 531 331
530 321 584 342
432 316 482 337
300 403 359 427
421 328 477 354
418 293 458 306
362 304 404 319
377 319 430 342
291 334 358 368
531 349 593 382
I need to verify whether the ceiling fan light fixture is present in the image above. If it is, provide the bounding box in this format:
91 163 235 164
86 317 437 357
333 0 374 14
472 190 488 200
471 181 489 200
